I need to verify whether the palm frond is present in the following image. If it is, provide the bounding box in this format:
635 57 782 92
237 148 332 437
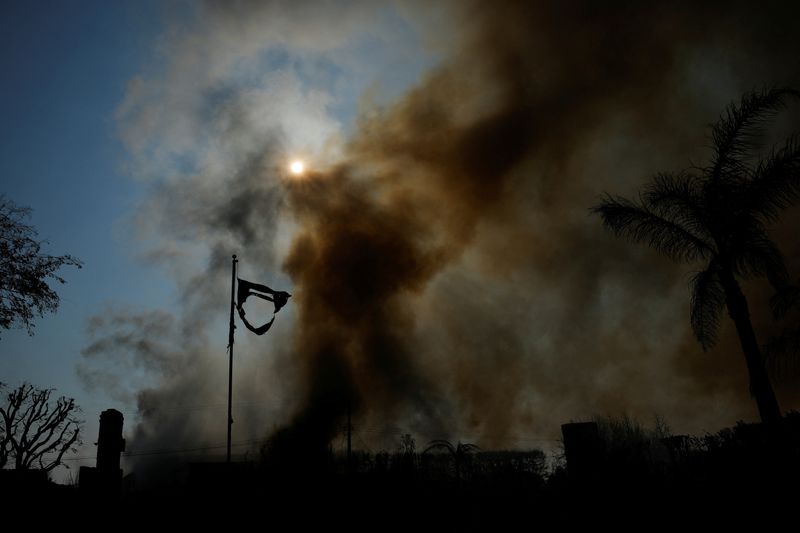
729 224 789 288
592 194 715 263
771 283 800 318
456 443 480 454
764 326 800 382
644 171 710 239
690 263 726 350
709 87 800 185
744 134 800 223
424 439 455 454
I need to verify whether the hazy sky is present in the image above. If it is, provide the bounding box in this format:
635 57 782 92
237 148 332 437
2 1 800 481
0 0 440 476
0 1 170 476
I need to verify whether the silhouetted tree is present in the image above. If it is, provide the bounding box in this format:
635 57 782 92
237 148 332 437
766 327 800 373
0 196 82 338
593 88 800 423
0 383 82 471
765 287 800 380
398 433 416 455
424 439 479 480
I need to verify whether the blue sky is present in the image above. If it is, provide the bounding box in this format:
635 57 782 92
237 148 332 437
0 0 172 470
0 0 438 477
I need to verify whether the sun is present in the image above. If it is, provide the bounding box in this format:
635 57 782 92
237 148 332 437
289 160 305 176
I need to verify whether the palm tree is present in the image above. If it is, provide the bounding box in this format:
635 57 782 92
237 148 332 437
765 284 800 377
593 87 800 424
423 439 479 481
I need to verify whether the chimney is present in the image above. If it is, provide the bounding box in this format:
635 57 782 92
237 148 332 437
97 409 125 471
79 409 126 497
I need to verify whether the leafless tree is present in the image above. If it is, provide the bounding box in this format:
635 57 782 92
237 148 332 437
0 383 82 471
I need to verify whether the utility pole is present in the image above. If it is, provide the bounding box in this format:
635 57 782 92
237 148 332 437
227 254 238 464
347 399 352 469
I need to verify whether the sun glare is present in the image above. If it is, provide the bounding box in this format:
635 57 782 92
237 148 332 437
289 160 305 176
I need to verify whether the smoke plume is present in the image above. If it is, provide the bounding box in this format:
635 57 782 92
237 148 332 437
81 0 800 467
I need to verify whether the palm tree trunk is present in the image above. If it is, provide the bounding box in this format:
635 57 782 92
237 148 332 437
720 269 782 423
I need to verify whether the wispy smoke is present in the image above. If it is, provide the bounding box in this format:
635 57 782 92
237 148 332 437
81 0 800 468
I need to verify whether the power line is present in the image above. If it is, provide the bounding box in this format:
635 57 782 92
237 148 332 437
55 426 560 463
59 438 264 461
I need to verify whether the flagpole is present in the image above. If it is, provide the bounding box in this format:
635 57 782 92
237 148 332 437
227 254 238 464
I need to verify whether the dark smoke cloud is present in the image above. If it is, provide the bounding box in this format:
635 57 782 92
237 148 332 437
83 0 800 467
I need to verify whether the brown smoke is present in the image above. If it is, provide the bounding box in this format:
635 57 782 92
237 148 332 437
84 0 800 468
272 0 800 453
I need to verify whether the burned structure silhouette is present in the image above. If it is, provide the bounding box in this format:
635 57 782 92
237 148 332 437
80 409 125 497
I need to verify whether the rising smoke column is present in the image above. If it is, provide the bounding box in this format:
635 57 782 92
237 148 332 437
273 0 800 451
274 96 539 455
83 0 800 468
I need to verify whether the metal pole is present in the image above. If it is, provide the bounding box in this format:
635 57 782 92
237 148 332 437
347 400 352 469
227 254 238 464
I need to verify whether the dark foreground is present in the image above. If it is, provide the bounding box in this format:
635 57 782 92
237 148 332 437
3 416 800 527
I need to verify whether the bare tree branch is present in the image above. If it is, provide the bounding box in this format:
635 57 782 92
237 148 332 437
0 383 82 472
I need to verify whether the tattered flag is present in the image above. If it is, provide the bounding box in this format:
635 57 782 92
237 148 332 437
236 278 290 335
